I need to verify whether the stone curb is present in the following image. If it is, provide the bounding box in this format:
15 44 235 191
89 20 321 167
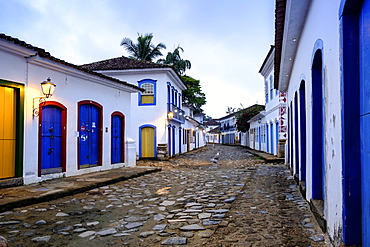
0 167 161 213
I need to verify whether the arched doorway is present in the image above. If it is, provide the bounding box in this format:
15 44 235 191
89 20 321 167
140 125 156 158
111 112 125 164
39 102 67 175
311 45 324 200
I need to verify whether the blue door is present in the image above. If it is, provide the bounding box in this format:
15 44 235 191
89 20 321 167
41 105 62 173
79 104 99 167
360 0 370 243
111 114 123 164
312 48 324 200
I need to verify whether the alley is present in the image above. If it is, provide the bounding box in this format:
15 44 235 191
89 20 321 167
0 145 331 246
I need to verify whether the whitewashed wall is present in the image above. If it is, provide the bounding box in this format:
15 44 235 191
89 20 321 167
98 69 186 157
283 0 342 240
0 40 138 185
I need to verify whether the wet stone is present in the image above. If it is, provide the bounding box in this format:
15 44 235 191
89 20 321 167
180 224 205 231
35 220 47 225
125 222 143 229
202 219 221 225
161 236 187 245
139 231 154 238
96 228 117 236
152 224 167 231
31 235 51 242
198 229 214 238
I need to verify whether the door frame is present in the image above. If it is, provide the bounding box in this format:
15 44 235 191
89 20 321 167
77 100 103 169
0 80 24 179
139 124 157 158
38 101 67 176
111 111 125 164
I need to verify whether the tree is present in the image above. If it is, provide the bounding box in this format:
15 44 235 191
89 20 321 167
120 33 166 62
157 45 191 75
181 75 206 114
235 104 265 132
226 106 237 115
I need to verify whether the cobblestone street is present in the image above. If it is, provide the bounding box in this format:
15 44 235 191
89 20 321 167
0 145 332 246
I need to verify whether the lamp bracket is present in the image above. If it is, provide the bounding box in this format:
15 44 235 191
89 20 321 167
33 97 46 118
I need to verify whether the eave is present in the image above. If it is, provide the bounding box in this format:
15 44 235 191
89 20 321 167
275 0 311 92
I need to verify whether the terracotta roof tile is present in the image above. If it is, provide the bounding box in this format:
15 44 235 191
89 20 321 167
0 33 142 92
274 0 286 89
80 56 172 71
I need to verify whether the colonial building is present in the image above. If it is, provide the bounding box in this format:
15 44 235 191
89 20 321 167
275 0 370 245
0 34 141 185
81 57 206 159
244 46 286 157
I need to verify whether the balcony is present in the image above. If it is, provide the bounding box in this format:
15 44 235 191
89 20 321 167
168 104 185 123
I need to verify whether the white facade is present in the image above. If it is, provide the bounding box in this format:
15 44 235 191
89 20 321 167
85 60 206 158
0 35 140 185
219 114 239 145
275 0 354 245
242 46 283 156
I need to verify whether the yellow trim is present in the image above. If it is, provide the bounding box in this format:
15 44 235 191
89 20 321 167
0 86 16 178
141 127 154 157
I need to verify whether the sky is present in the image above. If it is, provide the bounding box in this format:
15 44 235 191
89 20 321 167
0 0 275 119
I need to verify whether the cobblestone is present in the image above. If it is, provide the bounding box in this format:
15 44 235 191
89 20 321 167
0 145 332 246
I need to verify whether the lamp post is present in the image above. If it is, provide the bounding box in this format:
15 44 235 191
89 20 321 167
33 77 56 118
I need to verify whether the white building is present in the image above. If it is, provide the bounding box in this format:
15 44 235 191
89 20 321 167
219 113 239 145
204 119 220 144
275 0 370 245
244 46 286 157
0 34 141 185
81 57 206 159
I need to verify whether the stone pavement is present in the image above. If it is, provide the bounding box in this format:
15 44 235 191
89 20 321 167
0 166 161 213
0 145 332 246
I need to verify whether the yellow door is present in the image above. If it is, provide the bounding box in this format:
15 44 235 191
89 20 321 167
141 127 154 158
0 86 16 178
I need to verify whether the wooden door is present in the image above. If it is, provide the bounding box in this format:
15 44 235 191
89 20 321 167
141 127 154 158
0 86 16 178
40 105 63 174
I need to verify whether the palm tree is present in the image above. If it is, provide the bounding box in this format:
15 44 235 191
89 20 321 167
157 46 191 75
120 33 166 62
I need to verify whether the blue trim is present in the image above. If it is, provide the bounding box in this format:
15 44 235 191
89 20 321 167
294 92 299 175
299 80 307 182
266 124 269 152
138 79 157 106
139 124 157 158
340 1 362 245
311 43 325 200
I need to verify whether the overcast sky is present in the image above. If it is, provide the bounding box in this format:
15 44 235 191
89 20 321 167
1 0 275 119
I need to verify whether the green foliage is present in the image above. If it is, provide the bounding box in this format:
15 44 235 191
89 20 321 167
157 45 191 75
181 75 206 114
120 33 166 62
235 105 265 132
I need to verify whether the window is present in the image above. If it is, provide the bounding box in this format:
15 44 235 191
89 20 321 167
138 79 156 105
265 80 269 103
270 75 274 100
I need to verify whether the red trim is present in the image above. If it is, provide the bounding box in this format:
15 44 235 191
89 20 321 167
77 100 103 169
111 111 125 163
38 101 67 177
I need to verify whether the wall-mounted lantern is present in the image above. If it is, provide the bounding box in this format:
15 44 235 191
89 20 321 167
257 117 262 124
33 77 57 118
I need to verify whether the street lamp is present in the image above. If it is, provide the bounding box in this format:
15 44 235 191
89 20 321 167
33 77 57 118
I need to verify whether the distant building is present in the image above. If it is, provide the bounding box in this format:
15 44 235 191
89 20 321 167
81 56 206 159
204 119 220 144
243 46 286 157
